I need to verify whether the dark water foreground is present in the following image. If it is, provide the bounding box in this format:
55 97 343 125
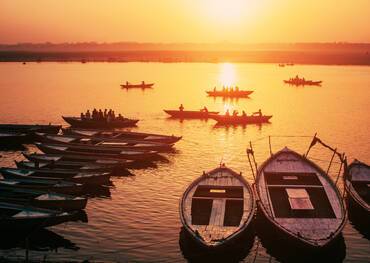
0 62 369 262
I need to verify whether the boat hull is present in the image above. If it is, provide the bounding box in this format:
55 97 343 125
211 114 272 124
164 110 219 119
120 83 154 89
206 90 253 98
62 116 139 129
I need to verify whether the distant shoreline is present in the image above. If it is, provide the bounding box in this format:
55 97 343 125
0 50 369 65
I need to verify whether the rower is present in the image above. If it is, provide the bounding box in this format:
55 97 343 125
142 80 145 85
258 109 262 116
242 110 247 117
86 110 91 119
203 106 208 113
179 104 184 112
225 109 230 116
80 112 85 120
214 87 216 91
232 110 238 116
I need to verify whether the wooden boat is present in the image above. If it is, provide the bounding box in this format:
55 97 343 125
0 178 83 195
62 128 181 144
255 147 346 248
345 160 369 214
210 113 272 125
180 165 255 248
0 132 28 146
23 152 136 168
62 116 139 129
120 82 154 89
16 158 126 174
206 90 253 98
164 110 219 119
0 167 111 185
0 186 87 211
0 202 77 230
34 132 174 152
0 124 61 134
35 143 160 161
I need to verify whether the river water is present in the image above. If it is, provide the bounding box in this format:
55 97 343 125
0 62 369 262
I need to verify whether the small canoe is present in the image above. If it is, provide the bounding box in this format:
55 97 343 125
0 178 83 195
255 147 346 248
345 160 370 214
0 202 77 230
35 142 160 161
164 110 219 119
210 114 272 125
206 90 253 98
62 116 139 129
0 124 61 134
180 165 255 248
0 167 111 185
0 186 87 211
62 128 181 144
0 132 28 146
34 132 174 152
120 83 154 89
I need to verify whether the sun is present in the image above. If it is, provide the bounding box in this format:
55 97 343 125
200 0 248 24
219 63 236 87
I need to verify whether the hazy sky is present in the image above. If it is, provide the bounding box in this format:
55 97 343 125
1 0 369 44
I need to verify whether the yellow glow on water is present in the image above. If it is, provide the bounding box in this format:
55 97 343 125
219 63 237 87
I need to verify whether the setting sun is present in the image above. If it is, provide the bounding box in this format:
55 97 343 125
199 0 248 25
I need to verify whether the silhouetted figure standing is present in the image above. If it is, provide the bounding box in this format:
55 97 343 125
179 104 184 112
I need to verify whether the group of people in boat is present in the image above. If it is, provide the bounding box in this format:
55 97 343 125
80 109 126 121
224 109 262 117
214 86 240 92
289 75 306 82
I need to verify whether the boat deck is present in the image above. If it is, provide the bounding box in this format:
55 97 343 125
183 169 253 245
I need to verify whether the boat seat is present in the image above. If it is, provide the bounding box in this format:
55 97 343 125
265 172 322 186
286 188 314 210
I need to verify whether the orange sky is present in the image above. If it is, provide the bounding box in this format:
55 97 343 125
0 0 369 44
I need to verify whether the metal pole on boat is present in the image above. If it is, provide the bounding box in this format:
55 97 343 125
268 136 272 156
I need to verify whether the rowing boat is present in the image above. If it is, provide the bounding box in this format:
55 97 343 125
0 178 83 195
0 167 111 185
345 160 369 215
0 202 77 230
62 116 139 129
34 132 174 152
255 147 346 248
0 132 28 147
0 186 87 211
120 83 154 89
164 110 219 119
206 90 253 98
284 80 322 86
62 128 182 144
210 114 272 125
35 142 160 161
0 124 61 134
180 165 255 248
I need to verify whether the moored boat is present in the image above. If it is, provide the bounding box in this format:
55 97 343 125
0 178 83 195
0 202 77 230
180 165 255 248
0 124 61 134
62 116 139 129
62 128 181 144
164 110 219 119
35 142 160 161
34 132 174 152
255 147 346 248
345 160 370 215
0 132 28 146
0 167 111 185
0 186 87 211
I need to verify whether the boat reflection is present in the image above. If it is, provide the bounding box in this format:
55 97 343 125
0 228 79 251
84 184 112 198
179 225 255 263
255 210 346 263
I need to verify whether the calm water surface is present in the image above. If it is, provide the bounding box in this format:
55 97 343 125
0 62 369 262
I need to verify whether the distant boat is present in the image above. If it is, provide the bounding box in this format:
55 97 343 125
62 127 182 144
62 116 139 129
345 160 369 215
255 147 346 248
206 89 253 98
120 82 154 89
180 165 255 248
284 76 322 86
210 112 272 125
164 110 219 119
